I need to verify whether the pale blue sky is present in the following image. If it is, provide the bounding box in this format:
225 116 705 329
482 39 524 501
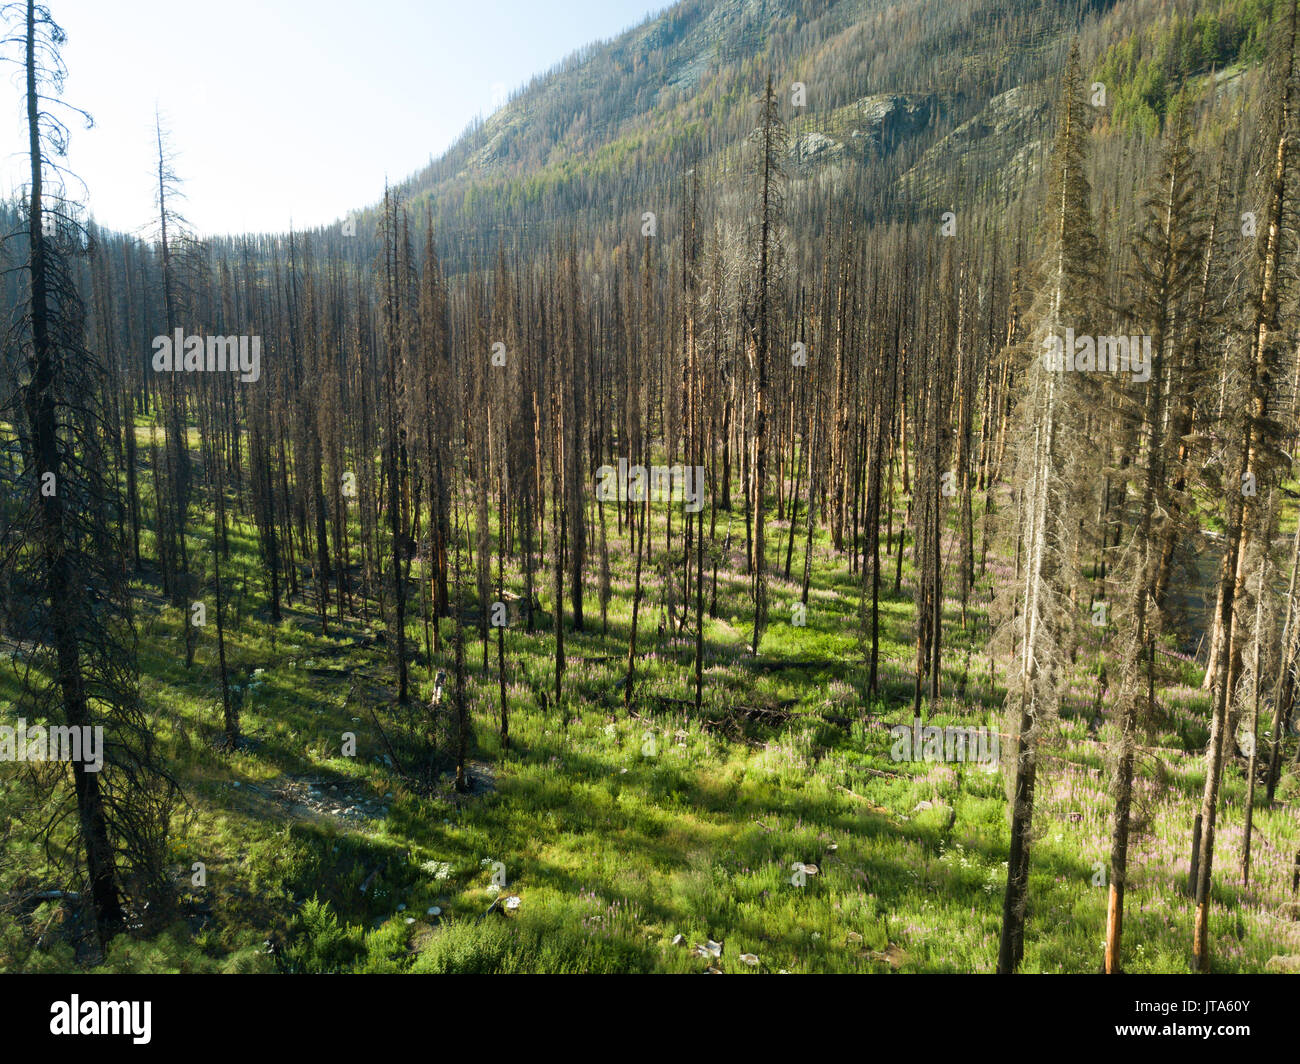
0 0 667 235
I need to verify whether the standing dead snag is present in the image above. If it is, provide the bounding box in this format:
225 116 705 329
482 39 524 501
1193 0 1299 973
1104 99 1204 973
378 186 411 704
743 74 787 657
998 41 1097 973
1266 515 1300 805
2 0 177 944
626 473 648 709
13 0 125 944
912 240 955 718
449 457 471 794
549 287 566 714
684 160 708 718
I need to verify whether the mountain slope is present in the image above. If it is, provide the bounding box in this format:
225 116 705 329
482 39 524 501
318 0 1274 270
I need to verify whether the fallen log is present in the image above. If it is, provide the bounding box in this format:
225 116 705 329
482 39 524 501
741 657 841 671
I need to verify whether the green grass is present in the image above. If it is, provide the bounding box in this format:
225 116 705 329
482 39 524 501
2 426 1298 974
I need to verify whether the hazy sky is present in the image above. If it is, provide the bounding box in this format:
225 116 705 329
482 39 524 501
0 0 666 236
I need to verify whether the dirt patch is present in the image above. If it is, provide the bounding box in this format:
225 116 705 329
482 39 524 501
231 776 391 826
445 759 496 800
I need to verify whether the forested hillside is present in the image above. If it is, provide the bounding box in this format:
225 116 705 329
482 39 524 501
1 0 1299 985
